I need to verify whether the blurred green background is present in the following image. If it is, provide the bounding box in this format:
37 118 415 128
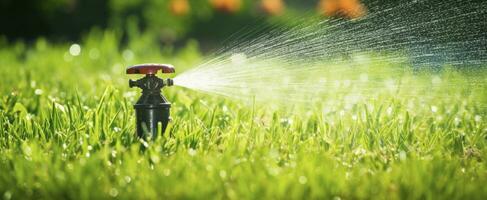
1 0 485 53
0 0 323 48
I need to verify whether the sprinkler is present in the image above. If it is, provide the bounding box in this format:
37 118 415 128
126 63 175 139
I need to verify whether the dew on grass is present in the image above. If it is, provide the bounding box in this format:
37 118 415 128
25 113 34 121
87 122 94 128
454 117 461 126
352 114 358 121
474 115 482 122
54 103 66 113
188 148 197 156
280 118 293 127
386 107 393 115
34 89 43 95
141 140 149 148
399 151 407 161
150 155 160 163
353 148 367 156
431 106 438 113
113 127 121 132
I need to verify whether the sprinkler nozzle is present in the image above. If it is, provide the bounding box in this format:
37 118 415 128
128 79 138 88
126 63 175 139
166 78 174 86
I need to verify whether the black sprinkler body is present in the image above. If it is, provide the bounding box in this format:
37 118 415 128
126 63 174 139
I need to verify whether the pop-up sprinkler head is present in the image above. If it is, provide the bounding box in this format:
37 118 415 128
126 63 175 139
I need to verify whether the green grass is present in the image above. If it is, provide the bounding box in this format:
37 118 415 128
0 32 487 199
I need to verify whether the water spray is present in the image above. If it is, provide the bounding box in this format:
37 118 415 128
126 63 174 139
174 0 487 104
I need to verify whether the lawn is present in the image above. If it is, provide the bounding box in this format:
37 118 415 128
0 32 486 199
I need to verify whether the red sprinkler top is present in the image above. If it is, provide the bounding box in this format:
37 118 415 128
126 63 175 74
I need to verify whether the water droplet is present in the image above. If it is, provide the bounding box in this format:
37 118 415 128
164 169 171 176
386 107 394 117
188 148 197 156
4 191 12 200
55 103 66 113
280 118 293 127
69 44 81 56
113 127 121 133
122 49 134 61
431 106 438 113
298 176 307 184
353 148 367 156
474 115 482 122
219 170 227 178
399 151 406 161
150 155 160 164
34 89 43 95
454 117 461 126
109 188 119 197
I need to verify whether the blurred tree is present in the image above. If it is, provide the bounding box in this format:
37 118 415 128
318 0 366 19
170 0 190 16
210 0 242 13
260 0 285 15
0 0 108 41
2 0 483 50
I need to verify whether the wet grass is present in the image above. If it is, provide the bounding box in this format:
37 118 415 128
0 33 486 199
